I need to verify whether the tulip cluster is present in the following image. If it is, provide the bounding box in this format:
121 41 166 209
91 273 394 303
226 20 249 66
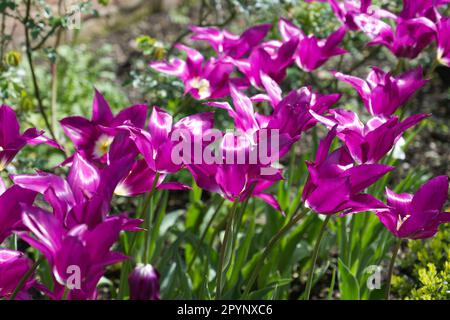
0 0 449 300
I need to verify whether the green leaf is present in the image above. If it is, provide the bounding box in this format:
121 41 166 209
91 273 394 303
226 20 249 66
338 258 360 300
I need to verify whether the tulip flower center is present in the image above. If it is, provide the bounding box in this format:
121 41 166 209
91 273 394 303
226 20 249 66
189 77 211 99
0 148 7 171
93 134 114 158
396 214 411 231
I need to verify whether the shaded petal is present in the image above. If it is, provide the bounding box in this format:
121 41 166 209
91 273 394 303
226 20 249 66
148 107 173 149
0 105 20 146
411 176 449 215
347 164 394 193
92 89 114 125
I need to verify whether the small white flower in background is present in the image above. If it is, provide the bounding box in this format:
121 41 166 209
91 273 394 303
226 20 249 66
392 137 406 160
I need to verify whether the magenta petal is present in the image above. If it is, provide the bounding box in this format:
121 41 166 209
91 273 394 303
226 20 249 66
60 116 96 150
410 176 449 216
385 188 412 216
115 159 159 197
148 107 173 149
305 176 351 214
0 249 34 298
342 193 387 215
347 164 394 193
375 210 399 236
68 153 100 202
0 105 21 146
0 186 37 243
158 182 190 191
315 126 337 163
112 104 148 128
279 18 303 41
11 172 75 209
92 89 114 125
21 206 65 263
255 193 282 212
150 59 187 77
217 164 248 199
260 72 283 106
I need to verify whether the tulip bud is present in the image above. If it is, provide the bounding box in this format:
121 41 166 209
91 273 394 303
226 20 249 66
5 51 21 67
128 263 160 300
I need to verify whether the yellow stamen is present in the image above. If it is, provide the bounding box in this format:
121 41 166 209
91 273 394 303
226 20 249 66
93 134 114 158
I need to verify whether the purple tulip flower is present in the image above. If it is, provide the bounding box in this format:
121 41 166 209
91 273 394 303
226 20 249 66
376 176 450 239
437 17 450 67
190 23 272 59
329 0 396 30
20 206 130 300
333 66 427 117
0 185 37 244
187 131 284 211
399 0 449 20
0 105 60 171
278 18 347 72
252 73 341 140
302 127 393 215
128 263 160 300
229 38 299 88
0 249 35 299
60 90 147 162
150 44 244 100
12 153 140 229
353 14 436 59
310 109 429 164
122 106 215 172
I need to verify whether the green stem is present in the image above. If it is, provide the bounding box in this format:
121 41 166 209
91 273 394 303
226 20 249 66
117 172 160 298
10 257 41 300
426 59 439 79
143 192 156 264
243 208 310 298
304 215 332 300
385 238 402 300
216 199 239 300
62 286 69 300
187 198 225 273
23 0 58 144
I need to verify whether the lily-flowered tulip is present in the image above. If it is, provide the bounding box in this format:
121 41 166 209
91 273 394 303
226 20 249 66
310 109 429 164
229 38 299 88
376 176 450 239
60 90 147 162
128 263 160 300
0 105 60 171
20 206 130 300
114 107 214 196
12 152 139 229
0 249 35 299
399 0 449 20
253 73 341 141
187 131 284 210
353 14 436 59
150 44 243 100
329 0 396 30
333 66 427 117
190 23 271 59
0 185 36 244
204 85 339 210
123 107 215 173
437 17 450 67
302 127 393 215
279 18 347 72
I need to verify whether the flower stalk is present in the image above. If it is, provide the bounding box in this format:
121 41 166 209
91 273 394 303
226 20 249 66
385 238 402 300
304 215 332 300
